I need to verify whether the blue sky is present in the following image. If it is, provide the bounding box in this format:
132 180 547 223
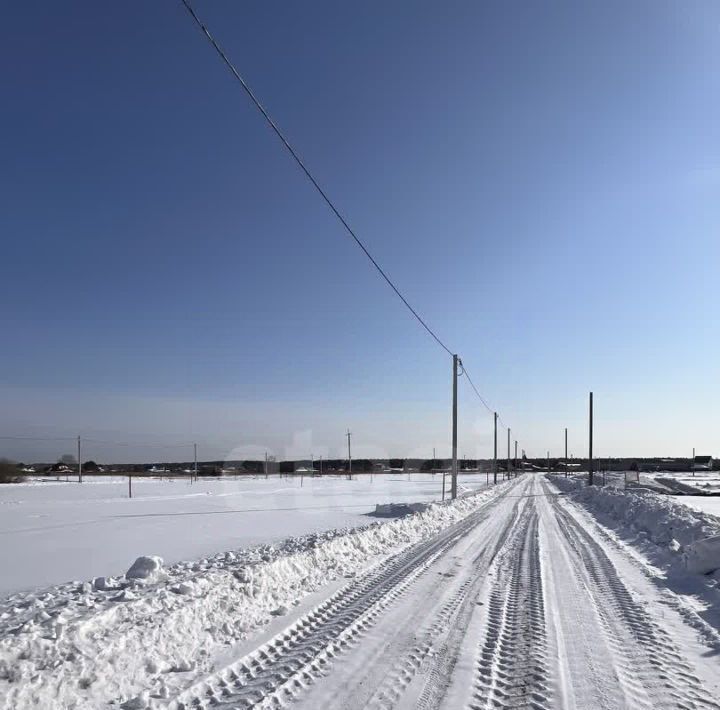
2 0 719 463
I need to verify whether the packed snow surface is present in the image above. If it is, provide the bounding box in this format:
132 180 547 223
2 474 720 710
0 473 485 595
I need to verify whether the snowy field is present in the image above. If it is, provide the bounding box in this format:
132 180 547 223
678 496 720 519
646 470 720 495
0 473 486 595
2 474 720 710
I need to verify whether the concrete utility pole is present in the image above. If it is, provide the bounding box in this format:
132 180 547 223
565 428 568 478
451 355 459 499
588 391 594 486
493 412 498 485
77 435 82 484
507 428 511 481
194 443 198 483
346 429 352 481
514 440 518 477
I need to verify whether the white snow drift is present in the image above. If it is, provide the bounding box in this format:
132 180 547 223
550 475 720 575
0 483 505 710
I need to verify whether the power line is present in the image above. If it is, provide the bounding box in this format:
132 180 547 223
82 439 194 449
0 436 76 442
460 365 517 443
177 1 517 439
177 0 453 358
458 363 494 415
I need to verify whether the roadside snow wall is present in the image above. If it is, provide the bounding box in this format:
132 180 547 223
549 475 720 573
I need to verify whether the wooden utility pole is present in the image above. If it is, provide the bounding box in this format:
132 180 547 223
451 355 459 499
692 447 695 477
77 435 82 484
507 428 511 481
346 429 352 480
493 412 498 485
565 428 568 478
514 440 518 477
588 391 594 486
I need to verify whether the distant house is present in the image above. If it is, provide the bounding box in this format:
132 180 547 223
693 455 713 471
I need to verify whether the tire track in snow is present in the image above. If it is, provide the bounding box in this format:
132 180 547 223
546 481 720 710
470 493 552 710
165 488 512 710
365 489 527 710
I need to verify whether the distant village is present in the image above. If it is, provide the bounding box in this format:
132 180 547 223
10 454 716 478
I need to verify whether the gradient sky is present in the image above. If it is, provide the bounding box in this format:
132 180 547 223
2 0 719 463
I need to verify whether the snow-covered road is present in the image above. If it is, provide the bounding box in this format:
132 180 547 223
3 474 719 709
171 475 720 710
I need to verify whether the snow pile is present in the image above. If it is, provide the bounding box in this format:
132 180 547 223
371 502 430 517
0 482 506 710
126 556 165 583
550 475 720 573
683 535 720 575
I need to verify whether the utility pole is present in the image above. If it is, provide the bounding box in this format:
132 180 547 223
507 427 511 481
565 428 568 478
451 355 459 499
194 443 198 483
514 440 518 477
77 435 82 484
346 429 352 481
493 412 498 485
588 391 594 486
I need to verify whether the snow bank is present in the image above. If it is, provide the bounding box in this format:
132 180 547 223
0 482 507 710
126 556 164 583
371 502 430 517
683 535 720 575
549 475 720 573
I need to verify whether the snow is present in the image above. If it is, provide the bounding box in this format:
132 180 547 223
683 534 720 575
0 473 486 595
2 474 720 709
0 482 504 710
675 495 720 519
126 555 165 582
646 470 720 495
550 474 720 549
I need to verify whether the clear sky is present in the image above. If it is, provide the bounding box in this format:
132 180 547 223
2 0 719 464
